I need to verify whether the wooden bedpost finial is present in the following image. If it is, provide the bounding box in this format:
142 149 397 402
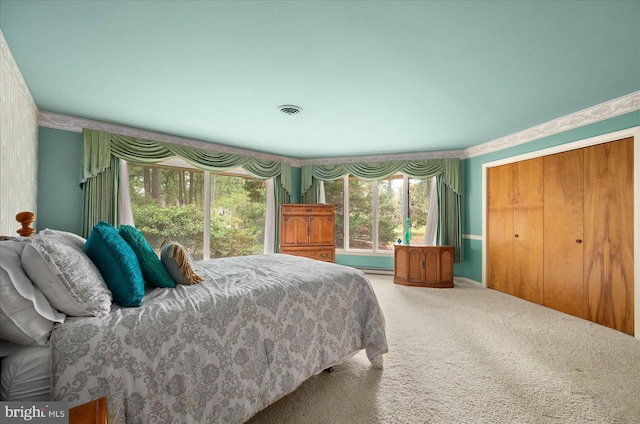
16 211 36 237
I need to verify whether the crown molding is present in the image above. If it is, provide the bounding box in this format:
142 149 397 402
297 149 464 165
38 91 640 166
37 111 301 166
463 91 640 159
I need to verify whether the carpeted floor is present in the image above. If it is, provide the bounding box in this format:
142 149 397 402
246 275 640 424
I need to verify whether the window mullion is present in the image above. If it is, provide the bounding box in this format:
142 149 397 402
372 181 379 253
203 171 211 260
403 175 409 237
343 175 349 250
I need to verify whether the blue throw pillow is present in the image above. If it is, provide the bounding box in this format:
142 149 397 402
119 225 175 288
84 222 145 307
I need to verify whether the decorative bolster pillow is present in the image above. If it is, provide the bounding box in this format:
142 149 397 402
160 241 204 285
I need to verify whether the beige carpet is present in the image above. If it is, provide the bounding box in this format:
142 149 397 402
247 276 640 424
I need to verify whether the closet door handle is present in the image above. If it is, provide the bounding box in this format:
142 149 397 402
514 234 519 238
576 239 582 244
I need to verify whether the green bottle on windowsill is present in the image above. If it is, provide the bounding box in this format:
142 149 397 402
404 217 411 245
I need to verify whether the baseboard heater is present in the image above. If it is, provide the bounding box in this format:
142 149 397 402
356 268 394 276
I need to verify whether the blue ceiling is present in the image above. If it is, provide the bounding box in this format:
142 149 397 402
1 1 638 159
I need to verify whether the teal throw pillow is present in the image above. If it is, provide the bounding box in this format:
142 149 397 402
119 225 175 288
84 222 145 307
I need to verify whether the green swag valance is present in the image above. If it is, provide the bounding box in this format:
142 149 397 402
300 158 461 196
82 128 293 194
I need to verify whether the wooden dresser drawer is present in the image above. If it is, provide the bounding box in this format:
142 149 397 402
280 247 335 263
281 205 333 215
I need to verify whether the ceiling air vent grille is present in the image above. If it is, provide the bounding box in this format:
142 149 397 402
278 105 303 115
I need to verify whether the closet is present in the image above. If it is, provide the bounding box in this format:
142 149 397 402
487 137 634 335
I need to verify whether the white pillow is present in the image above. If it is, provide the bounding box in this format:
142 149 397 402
0 241 65 323
0 340 24 357
0 241 64 346
21 235 112 317
0 266 53 346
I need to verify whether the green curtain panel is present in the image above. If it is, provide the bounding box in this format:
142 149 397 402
436 175 463 263
301 177 320 204
81 155 120 237
273 175 292 253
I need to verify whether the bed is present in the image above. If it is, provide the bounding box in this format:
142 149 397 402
0 223 388 423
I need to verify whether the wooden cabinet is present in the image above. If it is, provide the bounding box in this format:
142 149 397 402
487 138 634 335
394 245 454 288
279 204 335 262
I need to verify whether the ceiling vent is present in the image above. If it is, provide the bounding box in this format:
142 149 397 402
278 105 303 115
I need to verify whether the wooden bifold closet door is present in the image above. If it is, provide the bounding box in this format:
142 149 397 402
487 157 543 304
487 137 634 335
543 149 585 319
583 138 634 335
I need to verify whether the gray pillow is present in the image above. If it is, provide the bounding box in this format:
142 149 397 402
160 241 204 285
40 228 86 250
21 235 112 317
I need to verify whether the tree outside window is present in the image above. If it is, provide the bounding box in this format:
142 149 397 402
128 163 265 260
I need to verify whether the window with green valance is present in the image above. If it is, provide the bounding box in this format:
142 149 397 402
300 158 463 262
81 128 293 243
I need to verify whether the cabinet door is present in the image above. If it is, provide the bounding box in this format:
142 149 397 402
487 164 514 294
440 247 454 284
512 157 544 304
394 246 408 281
424 249 440 282
407 247 424 283
281 216 309 246
584 138 634 335
308 215 334 245
543 149 585 318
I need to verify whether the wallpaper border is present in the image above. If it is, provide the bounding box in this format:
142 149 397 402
463 90 640 158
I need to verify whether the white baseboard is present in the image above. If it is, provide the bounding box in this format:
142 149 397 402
454 277 483 287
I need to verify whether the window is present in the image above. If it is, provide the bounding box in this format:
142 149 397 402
324 174 434 254
128 161 266 260
407 177 432 246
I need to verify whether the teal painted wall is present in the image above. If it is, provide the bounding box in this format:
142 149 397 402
459 110 640 283
37 127 83 234
336 254 394 270
290 167 301 203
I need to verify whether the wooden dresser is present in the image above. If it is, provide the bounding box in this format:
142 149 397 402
279 204 335 262
394 245 454 288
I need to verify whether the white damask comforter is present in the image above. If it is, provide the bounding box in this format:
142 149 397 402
51 254 388 423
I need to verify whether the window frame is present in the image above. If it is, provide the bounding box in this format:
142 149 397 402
335 173 420 256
